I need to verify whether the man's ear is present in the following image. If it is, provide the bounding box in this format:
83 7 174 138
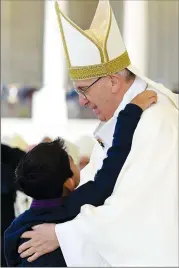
110 75 121 94
64 178 75 192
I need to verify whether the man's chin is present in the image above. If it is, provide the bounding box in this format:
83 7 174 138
97 114 107 122
92 109 107 121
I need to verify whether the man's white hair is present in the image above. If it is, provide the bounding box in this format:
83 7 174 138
117 68 133 77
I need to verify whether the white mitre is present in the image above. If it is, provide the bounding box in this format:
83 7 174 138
55 0 178 109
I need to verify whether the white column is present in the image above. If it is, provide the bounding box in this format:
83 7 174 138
32 0 68 128
123 0 148 75
1 0 11 84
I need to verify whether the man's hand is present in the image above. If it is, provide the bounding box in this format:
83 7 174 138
18 223 59 262
131 90 157 111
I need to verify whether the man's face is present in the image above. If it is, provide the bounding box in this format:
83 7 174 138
69 156 80 188
63 156 80 196
74 76 119 121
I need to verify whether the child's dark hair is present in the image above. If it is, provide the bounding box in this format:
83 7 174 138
15 138 73 200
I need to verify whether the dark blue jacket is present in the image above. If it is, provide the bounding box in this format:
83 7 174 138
5 104 143 267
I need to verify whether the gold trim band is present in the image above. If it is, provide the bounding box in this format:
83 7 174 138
69 51 131 80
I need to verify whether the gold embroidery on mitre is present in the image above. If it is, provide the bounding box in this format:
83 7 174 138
69 51 131 80
87 1 112 62
55 2 71 68
103 6 112 62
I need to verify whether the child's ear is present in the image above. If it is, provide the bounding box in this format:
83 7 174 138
64 178 75 192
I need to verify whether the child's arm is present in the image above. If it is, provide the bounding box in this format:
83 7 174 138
63 103 143 215
63 90 157 215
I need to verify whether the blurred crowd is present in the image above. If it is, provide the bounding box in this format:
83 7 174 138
1 84 37 118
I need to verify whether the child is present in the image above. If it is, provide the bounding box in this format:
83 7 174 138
5 90 157 267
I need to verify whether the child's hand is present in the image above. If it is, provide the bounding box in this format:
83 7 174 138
131 90 157 111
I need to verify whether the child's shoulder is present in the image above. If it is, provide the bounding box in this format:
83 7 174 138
5 209 33 234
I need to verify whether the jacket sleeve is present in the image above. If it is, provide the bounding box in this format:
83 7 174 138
62 104 143 218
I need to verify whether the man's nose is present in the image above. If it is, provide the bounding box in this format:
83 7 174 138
78 95 89 106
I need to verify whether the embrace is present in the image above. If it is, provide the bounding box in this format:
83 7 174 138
5 0 178 267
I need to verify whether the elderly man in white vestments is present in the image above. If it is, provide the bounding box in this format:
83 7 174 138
19 1 178 266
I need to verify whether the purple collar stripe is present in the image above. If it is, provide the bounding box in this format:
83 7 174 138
31 198 63 208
